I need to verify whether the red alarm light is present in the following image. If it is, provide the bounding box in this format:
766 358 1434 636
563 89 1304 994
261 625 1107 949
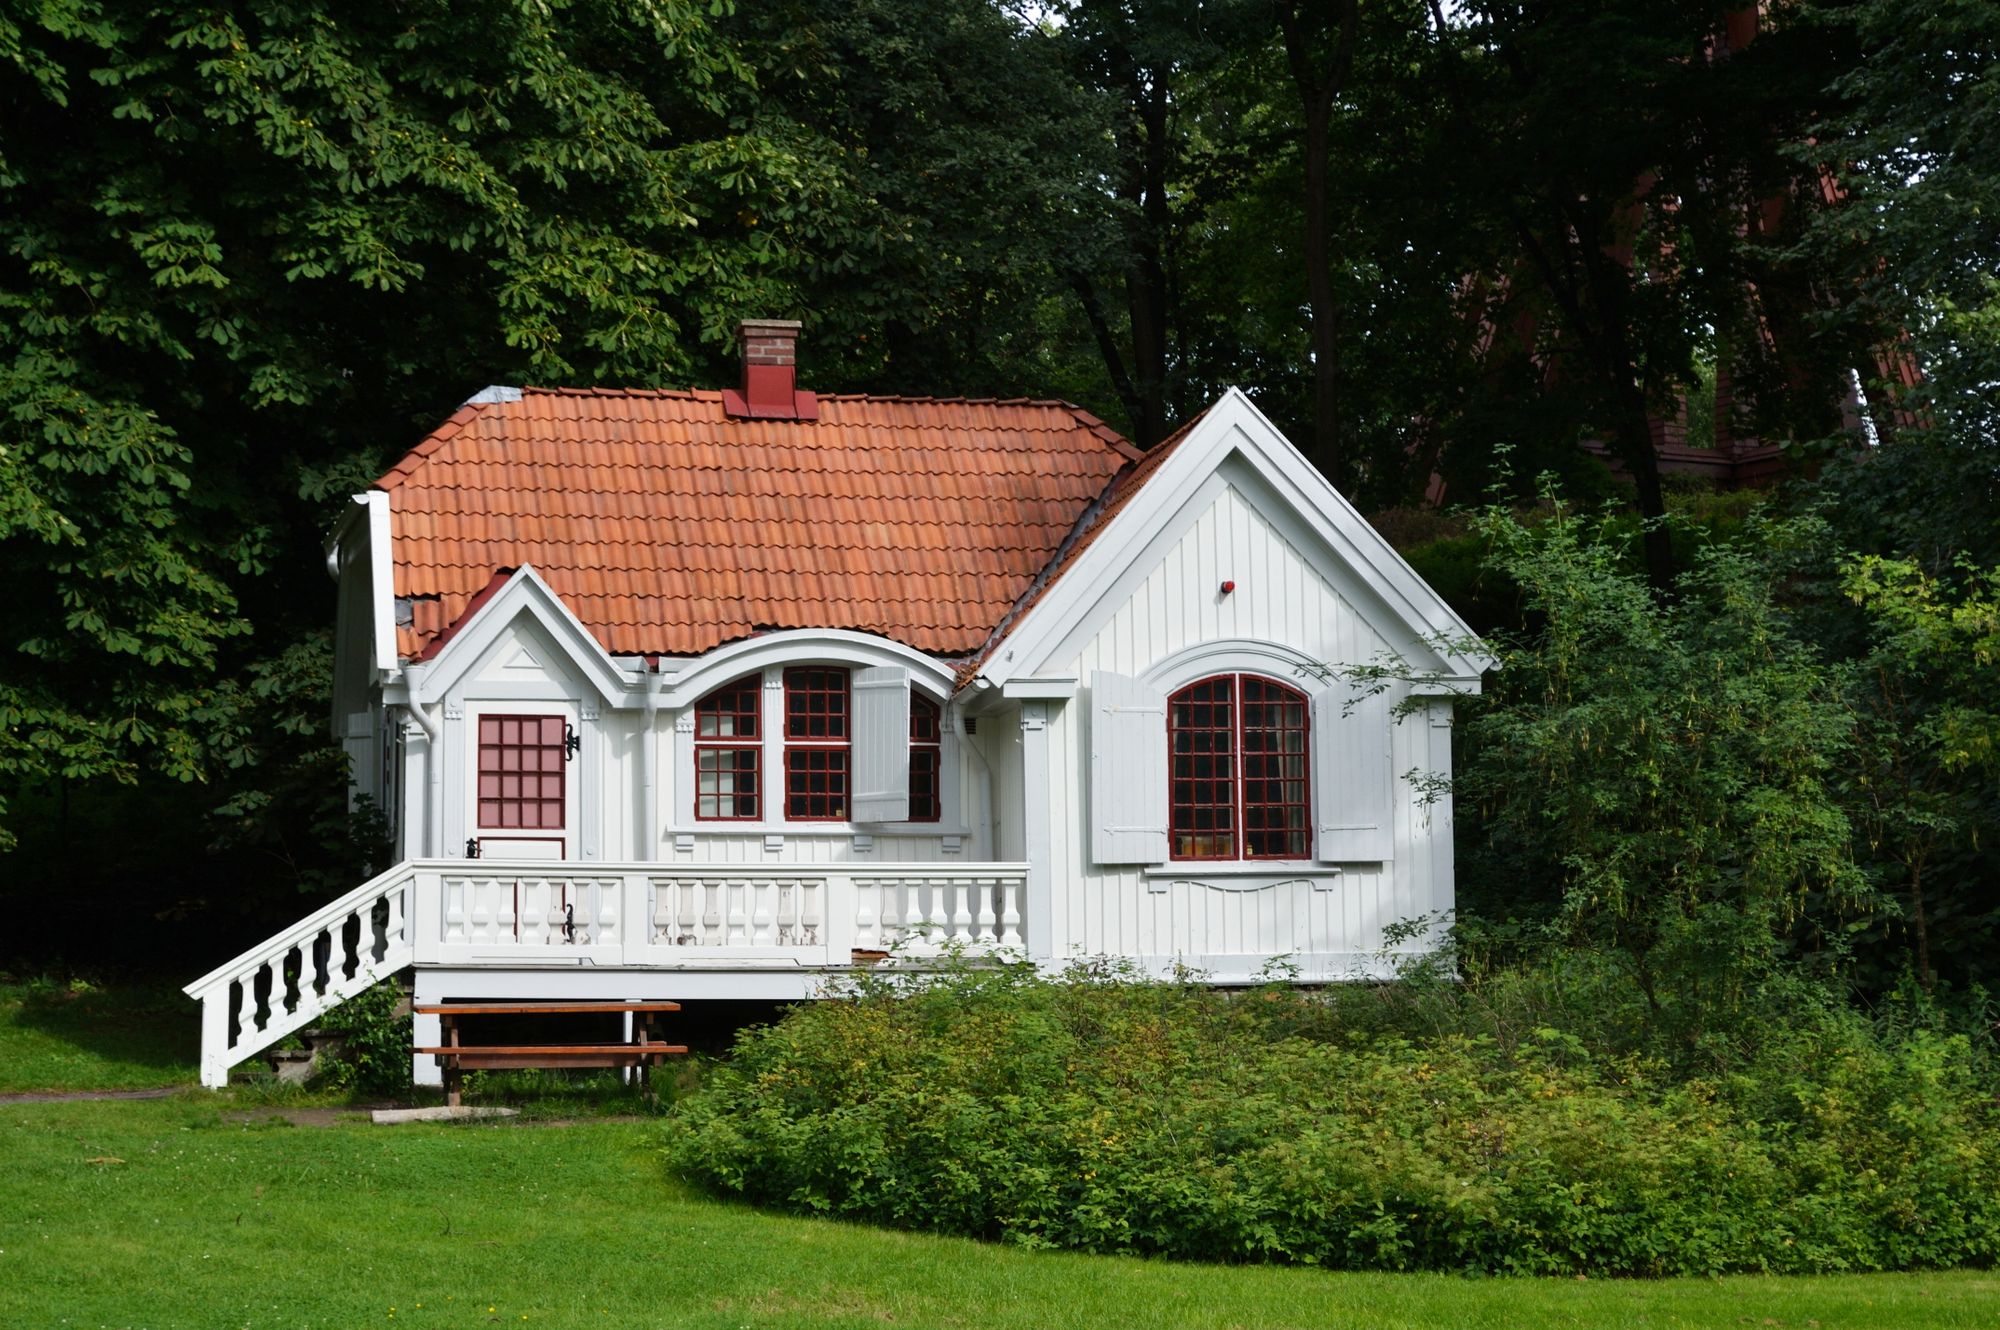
1219 580 1236 594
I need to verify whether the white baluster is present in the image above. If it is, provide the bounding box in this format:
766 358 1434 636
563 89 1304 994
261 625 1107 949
260 959 283 1031
331 915 356 983
385 885 406 951
976 878 998 944
234 975 256 1044
445 878 467 944
674 880 696 945
499 879 519 944
751 881 774 946
594 880 616 946
800 879 822 947
924 878 948 946
951 879 974 943
773 883 795 946
726 882 748 946
664 880 688 944
1000 878 1023 948
521 880 545 946
696 881 716 944
854 881 878 949
469 880 492 944
882 880 905 947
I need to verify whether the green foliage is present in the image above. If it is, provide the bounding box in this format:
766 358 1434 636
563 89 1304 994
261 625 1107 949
666 961 2000 1274
0 0 817 837
1447 494 1869 1030
310 976 411 1097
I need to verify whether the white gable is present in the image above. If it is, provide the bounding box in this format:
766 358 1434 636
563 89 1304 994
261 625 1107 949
1062 477 1394 682
972 388 1492 693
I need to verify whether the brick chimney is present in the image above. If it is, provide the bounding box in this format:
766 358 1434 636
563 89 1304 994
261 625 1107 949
722 318 819 421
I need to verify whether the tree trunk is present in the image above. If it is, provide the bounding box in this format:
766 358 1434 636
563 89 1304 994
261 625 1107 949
1300 95 1341 485
1276 0 1359 488
1910 853 1933 993
1124 82 1173 447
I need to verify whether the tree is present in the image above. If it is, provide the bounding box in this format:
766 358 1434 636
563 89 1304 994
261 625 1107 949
0 0 832 844
721 0 1120 402
1453 496 1870 1036
1420 3 1861 588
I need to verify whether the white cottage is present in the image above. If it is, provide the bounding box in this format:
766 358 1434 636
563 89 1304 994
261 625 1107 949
185 320 1492 1087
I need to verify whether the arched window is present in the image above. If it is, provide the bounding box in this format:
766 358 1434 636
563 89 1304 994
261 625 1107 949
689 666 949 825
694 676 761 820
1168 674 1310 860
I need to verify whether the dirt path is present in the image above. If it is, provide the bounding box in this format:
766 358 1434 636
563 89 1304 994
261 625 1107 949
0 1086 185 1104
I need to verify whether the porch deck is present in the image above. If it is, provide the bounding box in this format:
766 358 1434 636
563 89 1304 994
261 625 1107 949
184 858 1028 1087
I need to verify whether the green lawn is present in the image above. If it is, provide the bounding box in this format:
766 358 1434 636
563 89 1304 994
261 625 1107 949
0 980 198 1094
1 987 1995 1329
1 1099 1993 1330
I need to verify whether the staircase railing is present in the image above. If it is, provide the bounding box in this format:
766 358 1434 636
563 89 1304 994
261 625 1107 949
183 861 416 1088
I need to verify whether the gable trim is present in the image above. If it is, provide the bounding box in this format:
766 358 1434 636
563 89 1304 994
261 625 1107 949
967 389 1493 691
656 629 957 710
401 565 632 708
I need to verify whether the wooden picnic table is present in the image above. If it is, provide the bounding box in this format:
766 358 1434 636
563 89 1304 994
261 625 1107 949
413 1001 685 1107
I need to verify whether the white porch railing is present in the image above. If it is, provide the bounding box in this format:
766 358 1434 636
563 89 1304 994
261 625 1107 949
185 859 1028 1087
182 860 416 1089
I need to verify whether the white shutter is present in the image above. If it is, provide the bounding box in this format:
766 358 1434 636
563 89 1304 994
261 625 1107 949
1313 678 1395 862
1090 670 1168 864
850 666 911 822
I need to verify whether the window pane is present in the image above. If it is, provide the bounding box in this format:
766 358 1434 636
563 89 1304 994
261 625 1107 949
1170 677 1237 859
477 714 567 831
785 747 849 820
695 677 760 740
784 668 849 740
695 745 760 819
1240 678 1310 858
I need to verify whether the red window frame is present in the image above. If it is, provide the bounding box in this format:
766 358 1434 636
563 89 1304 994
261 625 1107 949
477 714 567 831
908 692 943 823
693 676 762 821
783 667 850 821
1169 674 1310 861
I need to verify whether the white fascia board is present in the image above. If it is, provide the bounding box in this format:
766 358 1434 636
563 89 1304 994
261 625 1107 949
999 677 1077 701
320 492 399 677
656 629 957 709
405 564 636 707
977 388 1495 688
364 493 398 676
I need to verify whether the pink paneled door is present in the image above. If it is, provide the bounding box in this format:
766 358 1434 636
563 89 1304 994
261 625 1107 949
474 713 570 859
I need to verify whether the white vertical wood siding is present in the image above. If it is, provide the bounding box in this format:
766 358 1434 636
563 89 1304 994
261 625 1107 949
1045 482 1456 977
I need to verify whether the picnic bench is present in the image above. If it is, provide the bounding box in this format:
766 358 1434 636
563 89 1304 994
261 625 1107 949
413 1001 686 1107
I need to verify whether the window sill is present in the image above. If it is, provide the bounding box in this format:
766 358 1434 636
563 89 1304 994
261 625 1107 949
1141 864 1343 893
667 825 970 839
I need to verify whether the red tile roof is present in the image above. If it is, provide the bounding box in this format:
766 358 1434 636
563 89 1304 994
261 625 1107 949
957 405 1206 684
377 388 1142 661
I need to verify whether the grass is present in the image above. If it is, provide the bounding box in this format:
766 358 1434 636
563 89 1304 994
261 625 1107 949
4 1098 1997 1330
0 979 198 1093
1 984 1995 1329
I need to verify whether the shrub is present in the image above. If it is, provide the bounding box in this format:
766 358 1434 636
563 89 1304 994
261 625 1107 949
664 961 2000 1275
311 976 413 1097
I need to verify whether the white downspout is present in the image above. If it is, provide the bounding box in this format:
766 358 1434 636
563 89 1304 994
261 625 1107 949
952 700 996 861
640 667 662 859
402 664 445 858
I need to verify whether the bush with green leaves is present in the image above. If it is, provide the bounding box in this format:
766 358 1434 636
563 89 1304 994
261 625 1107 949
664 961 2000 1275
310 977 412 1098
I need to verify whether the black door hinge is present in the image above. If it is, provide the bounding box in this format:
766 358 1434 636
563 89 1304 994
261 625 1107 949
564 722 581 762
465 837 481 858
